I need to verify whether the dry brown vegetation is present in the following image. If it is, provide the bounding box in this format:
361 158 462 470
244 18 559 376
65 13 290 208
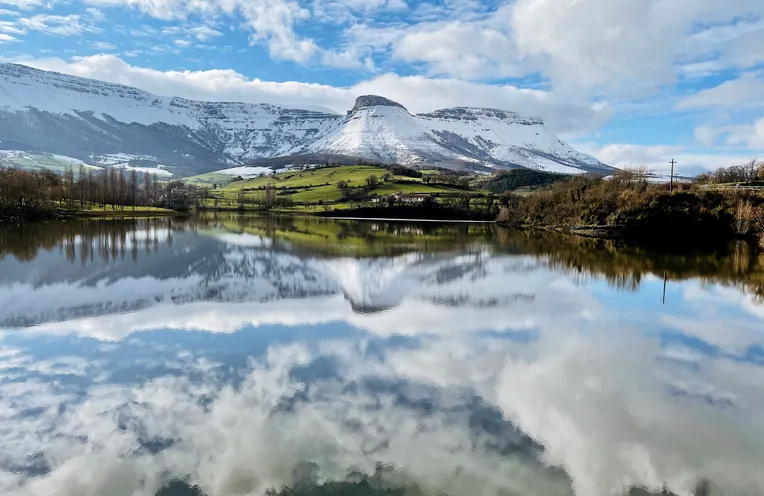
498 165 764 241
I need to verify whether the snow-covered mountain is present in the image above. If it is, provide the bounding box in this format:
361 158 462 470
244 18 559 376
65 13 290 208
0 64 611 175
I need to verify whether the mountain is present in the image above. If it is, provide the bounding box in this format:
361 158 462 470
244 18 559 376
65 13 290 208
0 63 611 176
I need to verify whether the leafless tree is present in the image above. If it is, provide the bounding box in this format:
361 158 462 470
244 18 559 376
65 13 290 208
129 169 138 210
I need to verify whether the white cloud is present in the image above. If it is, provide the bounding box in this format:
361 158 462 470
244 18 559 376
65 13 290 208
84 0 317 62
0 0 46 9
18 14 96 36
0 31 17 42
0 8 20 15
676 72 764 109
92 40 116 50
509 0 764 95
18 54 611 134
390 20 524 80
577 142 759 175
186 24 221 41
173 38 191 47
695 117 764 149
0 20 25 34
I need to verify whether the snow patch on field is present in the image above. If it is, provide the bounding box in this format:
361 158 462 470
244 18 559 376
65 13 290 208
112 163 173 177
215 166 274 178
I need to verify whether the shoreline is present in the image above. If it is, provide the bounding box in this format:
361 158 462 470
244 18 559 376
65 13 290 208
0 208 184 223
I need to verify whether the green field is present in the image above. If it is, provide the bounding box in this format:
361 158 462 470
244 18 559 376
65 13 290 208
183 172 239 185
198 165 478 210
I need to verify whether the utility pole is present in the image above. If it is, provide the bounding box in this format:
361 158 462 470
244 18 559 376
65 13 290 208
669 159 677 192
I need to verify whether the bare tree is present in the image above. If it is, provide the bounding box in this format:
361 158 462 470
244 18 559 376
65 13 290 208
151 174 159 208
108 167 118 209
87 169 95 208
63 165 75 208
144 172 152 207
129 169 138 210
78 165 86 208
264 185 276 209
118 169 126 210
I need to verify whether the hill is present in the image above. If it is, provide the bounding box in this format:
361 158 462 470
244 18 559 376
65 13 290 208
197 165 487 214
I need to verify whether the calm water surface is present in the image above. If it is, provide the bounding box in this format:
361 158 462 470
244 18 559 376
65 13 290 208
1 213 764 496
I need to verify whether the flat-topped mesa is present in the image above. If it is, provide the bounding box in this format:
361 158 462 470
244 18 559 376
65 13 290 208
348 95 409 115
418 107 544 125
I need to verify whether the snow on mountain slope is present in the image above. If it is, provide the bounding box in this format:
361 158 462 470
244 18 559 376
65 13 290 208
0 63 341 174
309 97 610 174
421 107 607 173
0 64 611 175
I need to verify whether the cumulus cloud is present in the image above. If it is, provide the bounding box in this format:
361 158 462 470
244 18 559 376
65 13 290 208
677 72 764 109
83 0 317 62
694 117 764 149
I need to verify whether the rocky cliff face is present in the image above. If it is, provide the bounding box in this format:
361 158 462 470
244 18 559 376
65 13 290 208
0 64 611 175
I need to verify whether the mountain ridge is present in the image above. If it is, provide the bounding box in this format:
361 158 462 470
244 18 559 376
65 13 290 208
0 63 612 176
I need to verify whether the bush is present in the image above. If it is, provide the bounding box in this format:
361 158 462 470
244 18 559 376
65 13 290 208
498 174 764 240
483 169 568 193
386 165 422 178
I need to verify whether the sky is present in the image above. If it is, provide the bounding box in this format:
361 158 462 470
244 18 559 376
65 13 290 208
0 0 763 175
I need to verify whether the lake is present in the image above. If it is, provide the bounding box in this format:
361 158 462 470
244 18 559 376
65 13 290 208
1 213 764 496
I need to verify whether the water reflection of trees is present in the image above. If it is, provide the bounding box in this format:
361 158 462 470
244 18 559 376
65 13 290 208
2 216 763 302
495 228 764 300
0 218 191 264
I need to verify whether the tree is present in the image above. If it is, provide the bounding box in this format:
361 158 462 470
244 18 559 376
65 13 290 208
382 172 393 182
86 169 95 207
118 169 126 209
365 175 379 187
337 180 348 190
108 168 118 209
78 165 86 208
144 172 152 207
151 174 159 208
264 185 276 209
129 169 138 210
63 165 75 208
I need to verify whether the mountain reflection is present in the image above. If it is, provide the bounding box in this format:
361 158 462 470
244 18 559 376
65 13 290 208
1 214 764 496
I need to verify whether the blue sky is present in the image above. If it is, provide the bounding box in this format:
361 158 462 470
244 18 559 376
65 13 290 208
1 0 763 174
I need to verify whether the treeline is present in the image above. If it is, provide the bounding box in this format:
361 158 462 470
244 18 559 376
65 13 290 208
497 165 764 243
0 217 185 263
695 160 764 184
0 166 207 219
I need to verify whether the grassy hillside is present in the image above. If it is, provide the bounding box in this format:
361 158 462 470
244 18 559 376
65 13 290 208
183 172 238 185
198 165 481 211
